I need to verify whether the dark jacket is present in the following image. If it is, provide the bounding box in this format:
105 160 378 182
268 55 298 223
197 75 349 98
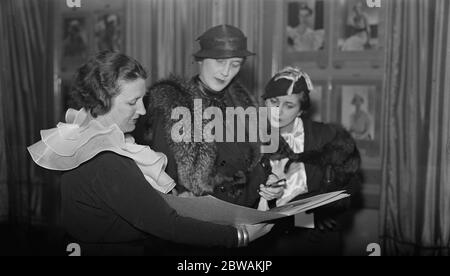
262 118 362 216
142 76 266 207
61 151 237 255
241 119 362 256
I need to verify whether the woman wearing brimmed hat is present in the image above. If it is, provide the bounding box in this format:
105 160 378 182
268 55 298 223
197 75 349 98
141 25 282 209
252 66 363 255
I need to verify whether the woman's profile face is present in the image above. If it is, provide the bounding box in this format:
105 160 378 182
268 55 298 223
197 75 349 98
198 57 243 92
265 94 302 129
101 78 146 133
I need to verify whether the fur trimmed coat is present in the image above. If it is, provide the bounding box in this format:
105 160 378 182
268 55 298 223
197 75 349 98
261 118 362 215
142 76 266 207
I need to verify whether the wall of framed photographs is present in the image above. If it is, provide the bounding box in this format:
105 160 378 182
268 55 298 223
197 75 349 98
53 0 126 121
281 0 386 208
51 0 384 209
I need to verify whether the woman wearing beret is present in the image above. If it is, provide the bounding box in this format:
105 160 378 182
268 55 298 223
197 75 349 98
27 51 272 256
140 25 282 208
251 66 362 255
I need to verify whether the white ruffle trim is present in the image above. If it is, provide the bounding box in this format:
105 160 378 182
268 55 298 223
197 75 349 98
27 108 175 194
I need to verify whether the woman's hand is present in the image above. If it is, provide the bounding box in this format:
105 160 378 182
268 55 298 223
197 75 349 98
241 223 274 243
315 217 337 231
258 174 284 202
258 185 284 201
257 198 269 211
306 207 337 231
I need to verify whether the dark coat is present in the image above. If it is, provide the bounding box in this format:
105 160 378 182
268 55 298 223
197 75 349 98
241 119 362 256
262 118 362 215
61 151 238 255
143 76 266 207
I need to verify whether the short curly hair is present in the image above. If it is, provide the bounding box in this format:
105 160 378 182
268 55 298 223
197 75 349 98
70 51 147 117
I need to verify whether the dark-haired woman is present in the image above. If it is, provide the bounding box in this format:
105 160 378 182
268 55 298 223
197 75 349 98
27 51 272 256
250 66 362 255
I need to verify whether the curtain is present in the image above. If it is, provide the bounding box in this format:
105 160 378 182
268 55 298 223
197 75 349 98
0 0 57 226
380 0 450 255
125 0 276 99
0 51 8 221
126 0 212 82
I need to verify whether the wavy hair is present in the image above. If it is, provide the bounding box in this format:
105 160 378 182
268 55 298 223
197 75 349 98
71 51 147 117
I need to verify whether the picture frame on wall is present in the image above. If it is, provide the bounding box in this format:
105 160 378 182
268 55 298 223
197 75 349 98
332 0 385 67
61 14 90 73
284 0 329 67
93 11 124 52
330 80 382 169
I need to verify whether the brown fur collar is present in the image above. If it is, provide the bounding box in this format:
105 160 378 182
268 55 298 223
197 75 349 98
147 75 261 195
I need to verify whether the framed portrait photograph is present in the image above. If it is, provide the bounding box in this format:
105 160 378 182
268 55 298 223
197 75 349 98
331 80 382 169
61 15 90 73
332 0 385 65
94 11 124 52
341 86 375 141
284 0 329 66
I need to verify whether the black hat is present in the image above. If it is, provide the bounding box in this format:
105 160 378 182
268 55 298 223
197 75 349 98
262 67 314 99
298 3 313 15
193 24 255 59
351 93 364 105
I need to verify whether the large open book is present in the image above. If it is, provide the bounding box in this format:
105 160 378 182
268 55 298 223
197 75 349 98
159 190 349 226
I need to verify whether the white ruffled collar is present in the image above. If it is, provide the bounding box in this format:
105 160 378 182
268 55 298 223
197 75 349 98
28 108 175 194
281 117 304 152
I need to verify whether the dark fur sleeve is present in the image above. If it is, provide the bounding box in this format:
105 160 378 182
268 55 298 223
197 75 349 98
264 124 362 214
293 125 362 214
146 77 216 195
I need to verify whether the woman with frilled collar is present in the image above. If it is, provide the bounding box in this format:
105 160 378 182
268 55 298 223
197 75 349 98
27 51 272 256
